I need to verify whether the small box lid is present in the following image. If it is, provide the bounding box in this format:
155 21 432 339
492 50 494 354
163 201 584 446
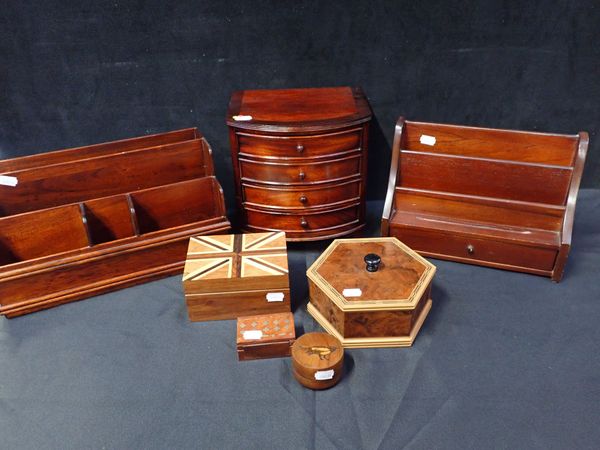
306 237 436 311
183 231 289 294
237 312 295 345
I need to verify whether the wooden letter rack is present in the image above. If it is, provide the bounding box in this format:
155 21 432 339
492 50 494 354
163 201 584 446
0 128 230 317
381 118 588 281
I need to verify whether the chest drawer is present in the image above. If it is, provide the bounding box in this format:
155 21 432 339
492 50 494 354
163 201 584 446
243 180 360 209
391 226 557 271
237 130 361 159
246 205 360 232
240 154 361 185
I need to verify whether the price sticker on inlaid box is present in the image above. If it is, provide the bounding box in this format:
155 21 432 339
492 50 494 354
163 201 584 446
314 369 335 380
243 330 263 340
342 288 362 298
266 292 285 302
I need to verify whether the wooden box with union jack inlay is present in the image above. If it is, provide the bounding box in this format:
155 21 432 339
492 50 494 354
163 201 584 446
183 231 291 321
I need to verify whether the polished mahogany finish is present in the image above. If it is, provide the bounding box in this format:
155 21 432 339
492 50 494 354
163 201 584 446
306 237 436 348
183 232 291 321
236 312 295 361
381 118 589 282
291 332 344 390
0 129 230 317
227 87 372 241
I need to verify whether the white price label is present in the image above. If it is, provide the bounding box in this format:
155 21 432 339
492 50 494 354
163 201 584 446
232 115 253 121
0 175 18 187
266 292 285 302
314 369 335 381
243 330 263 340
342 288 362 298
419 134 436 146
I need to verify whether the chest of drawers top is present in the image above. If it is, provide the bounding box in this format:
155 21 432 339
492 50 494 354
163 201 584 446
226 86 371 133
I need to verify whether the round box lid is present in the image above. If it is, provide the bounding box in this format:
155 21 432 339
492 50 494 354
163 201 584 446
306 237 436 311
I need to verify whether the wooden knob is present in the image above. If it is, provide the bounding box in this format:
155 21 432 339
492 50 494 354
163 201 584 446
364 253 381 272
296 144 304 153
299 195 307 204
298 171 306 180
467 244 474 254
300 218 308 228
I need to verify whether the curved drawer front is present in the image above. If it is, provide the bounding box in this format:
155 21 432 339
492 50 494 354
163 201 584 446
391 226 557 271
238 130 361 159
243 181 360 209
240 154 361 185
246 205 360 232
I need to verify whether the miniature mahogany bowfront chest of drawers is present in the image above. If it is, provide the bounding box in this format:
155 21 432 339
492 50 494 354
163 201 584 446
227 87 372 241
306 237 436 348
381 118 589 281
183 231 291 321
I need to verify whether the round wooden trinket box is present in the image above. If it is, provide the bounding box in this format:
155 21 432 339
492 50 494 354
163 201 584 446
306 237 436 348
291 332 344 390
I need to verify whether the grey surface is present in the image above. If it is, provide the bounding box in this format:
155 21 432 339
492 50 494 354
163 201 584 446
1 192 599 450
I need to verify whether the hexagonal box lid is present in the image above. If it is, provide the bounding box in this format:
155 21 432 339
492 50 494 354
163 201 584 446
307 237 436 311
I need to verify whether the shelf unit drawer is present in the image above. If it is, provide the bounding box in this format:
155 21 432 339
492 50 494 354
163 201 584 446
240 153 361 185
391 225 558 272
242 180 360 210
238 129 361 160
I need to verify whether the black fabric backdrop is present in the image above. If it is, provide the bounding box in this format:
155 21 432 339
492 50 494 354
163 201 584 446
1 2 600 448
0 0 599 207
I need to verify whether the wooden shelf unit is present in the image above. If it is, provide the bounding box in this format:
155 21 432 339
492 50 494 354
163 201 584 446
0 128 230 317
381 118 588 281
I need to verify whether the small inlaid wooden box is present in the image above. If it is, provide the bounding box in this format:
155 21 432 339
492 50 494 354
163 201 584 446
306 237 436 348
183 231 291 321
291 332 344 389
237 312 295 361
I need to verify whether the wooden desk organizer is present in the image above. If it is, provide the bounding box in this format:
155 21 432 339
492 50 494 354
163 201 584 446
0 128 230 317
381 118 588 281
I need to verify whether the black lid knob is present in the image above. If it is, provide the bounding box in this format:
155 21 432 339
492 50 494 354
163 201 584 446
364 253 381 272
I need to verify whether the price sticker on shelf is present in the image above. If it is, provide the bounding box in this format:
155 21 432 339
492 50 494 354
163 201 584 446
419 134 436 146
0 175 18 187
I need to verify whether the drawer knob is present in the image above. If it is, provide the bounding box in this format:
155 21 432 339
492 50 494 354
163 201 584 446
364 253 381 272
299 195 307 204
300 218 308 228
467 244 474 254
298 171 306 180
296 144 304 153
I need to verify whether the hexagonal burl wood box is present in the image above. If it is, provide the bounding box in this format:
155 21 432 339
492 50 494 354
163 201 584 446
306 237 436 348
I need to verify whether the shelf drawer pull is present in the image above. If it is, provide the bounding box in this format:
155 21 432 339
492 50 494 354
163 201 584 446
299 195 307 204
300 218 308 228
467 244 474 254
